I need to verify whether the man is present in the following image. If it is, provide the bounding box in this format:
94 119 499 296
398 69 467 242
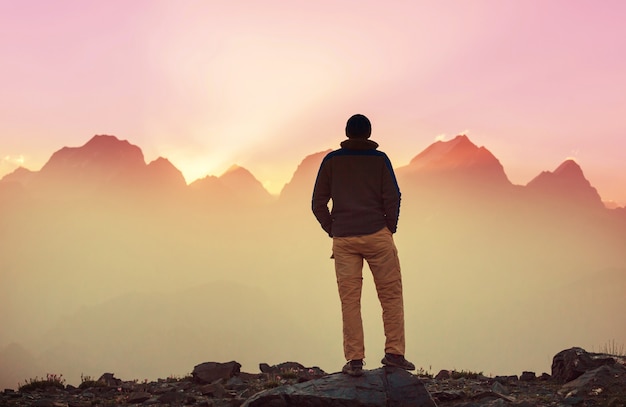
312 113 415 377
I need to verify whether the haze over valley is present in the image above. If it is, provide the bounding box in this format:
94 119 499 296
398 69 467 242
1 134 624 389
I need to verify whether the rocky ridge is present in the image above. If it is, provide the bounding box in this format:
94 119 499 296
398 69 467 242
2 348 625 407
0 134 617 210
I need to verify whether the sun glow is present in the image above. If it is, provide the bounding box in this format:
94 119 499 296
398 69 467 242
165 154 227 186
2 155 24 166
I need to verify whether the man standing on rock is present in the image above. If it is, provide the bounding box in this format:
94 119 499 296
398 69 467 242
312 113 415 377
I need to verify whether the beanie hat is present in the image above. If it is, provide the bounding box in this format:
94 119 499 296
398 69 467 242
345 114 371 139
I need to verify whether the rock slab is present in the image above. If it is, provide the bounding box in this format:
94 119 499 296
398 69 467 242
241 367 437 407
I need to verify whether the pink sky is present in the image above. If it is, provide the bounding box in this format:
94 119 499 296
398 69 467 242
1 0 625 204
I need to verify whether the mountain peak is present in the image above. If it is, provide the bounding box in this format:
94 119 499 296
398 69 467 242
145 157 187 189
218 164 273 204
0 166 35 184
41 135 145 175
407 135 493 167
528 159 589 187
409 135 474 165
449 134 472 145
84 134 124 146
222 164 246 176
77 134 144 159
397 135 510 187
553 159 583 177
526 159 603 209
24 135 149 200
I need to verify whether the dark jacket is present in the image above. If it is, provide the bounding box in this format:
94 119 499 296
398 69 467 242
312 138 401 237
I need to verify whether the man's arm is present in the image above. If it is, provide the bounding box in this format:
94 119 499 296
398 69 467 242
312 160 333 236
381 155 401 233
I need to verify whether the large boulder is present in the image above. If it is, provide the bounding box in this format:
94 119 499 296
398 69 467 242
551 347 618 383
242 367 436 407
192 361 242 384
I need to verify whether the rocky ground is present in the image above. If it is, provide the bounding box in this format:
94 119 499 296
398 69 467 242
1 348 625 407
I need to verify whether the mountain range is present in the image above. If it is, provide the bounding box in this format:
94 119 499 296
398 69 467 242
0 134 624 390
0 134 617 211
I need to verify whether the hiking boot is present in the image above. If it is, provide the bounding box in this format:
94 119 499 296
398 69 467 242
342 359 364 377
381 353 416 370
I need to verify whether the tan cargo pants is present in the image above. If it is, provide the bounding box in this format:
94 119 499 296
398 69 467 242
332 227 405 361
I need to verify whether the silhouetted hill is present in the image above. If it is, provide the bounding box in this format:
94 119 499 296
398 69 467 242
0 134 619 212
41 134 145 175
526 159 604 210
0 135 274 207
219 165 274 205
144 157 187 191
186 165 273 208
278 150 330 205
38 135 145 195
0 135 150 200
396 135 511 189
0 166 36 185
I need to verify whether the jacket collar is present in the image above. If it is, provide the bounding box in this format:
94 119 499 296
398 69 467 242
340 138 379 150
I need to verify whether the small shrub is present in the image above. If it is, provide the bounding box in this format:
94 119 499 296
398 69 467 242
415 366 433 379
164 373 192 383
598 340 625 357
19 373 66 392
262 372 290 389
78 373 108 390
